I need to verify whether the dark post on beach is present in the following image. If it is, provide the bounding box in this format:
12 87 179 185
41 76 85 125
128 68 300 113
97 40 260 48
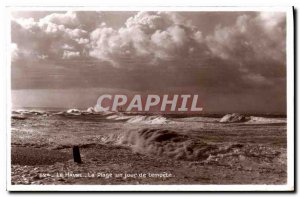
73 146 82 164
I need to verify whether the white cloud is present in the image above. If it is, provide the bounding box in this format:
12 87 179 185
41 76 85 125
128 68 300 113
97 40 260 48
62 50 80 59
11 11 286 88
62 44 75 50
11 43 19 61
206 12 286 65
41 11 78 28
76 38 89 44
11 13 90 60
89 11 207 67
205 12 286 85
40 11 102 31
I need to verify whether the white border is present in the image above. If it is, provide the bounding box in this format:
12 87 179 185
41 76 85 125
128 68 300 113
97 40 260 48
285 5 295 193
6 6 295 12
5 6 294 191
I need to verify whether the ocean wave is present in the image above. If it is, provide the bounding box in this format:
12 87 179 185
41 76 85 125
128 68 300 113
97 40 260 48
53 111 81 116
174 117 219 123
12 109 286 125
52 108 95 115
86 107 95 113
219 113 286 124
12 110 48 116
101 128 210 160
101 128 221 160
66 108 81 114
247 116 286 124
220 113 248 123
106 114 131 120
100 128 283 163
127 115 168 124
106 114 169 124
66 108 95 115
12 114 28 120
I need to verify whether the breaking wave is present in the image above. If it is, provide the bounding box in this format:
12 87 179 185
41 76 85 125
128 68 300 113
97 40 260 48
53 108 114 116
126 116 168 124
12 110 49 118
66 108 81 114
100 128 282 163
12 109 47 115
174 117 219 123
101 128 211 160
12 109 286 126
106 114 169 124
220 113 248 123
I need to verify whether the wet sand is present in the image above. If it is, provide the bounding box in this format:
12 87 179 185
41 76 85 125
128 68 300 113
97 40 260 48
11 144 286 185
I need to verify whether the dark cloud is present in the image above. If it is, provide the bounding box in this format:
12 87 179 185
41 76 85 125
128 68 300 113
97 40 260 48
10 11 286 113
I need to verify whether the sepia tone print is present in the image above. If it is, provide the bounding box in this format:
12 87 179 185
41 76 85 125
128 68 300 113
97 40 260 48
10 10 287 186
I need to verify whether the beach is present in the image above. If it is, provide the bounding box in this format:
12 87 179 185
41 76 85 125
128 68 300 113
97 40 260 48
11 110 287 185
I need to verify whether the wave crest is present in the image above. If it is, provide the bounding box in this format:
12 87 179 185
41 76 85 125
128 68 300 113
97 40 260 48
101 128 283 163
106 114 169 124
101 128 217 160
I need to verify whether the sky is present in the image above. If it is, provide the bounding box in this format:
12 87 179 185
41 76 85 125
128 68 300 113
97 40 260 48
11 11 286 113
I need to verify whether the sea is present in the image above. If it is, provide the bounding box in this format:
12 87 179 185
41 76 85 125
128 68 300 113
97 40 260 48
10 107 287 185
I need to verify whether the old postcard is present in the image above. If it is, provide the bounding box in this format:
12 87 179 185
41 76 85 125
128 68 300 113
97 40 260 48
7 7 294 191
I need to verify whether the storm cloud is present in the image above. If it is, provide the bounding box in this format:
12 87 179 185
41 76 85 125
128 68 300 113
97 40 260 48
10 11 286 113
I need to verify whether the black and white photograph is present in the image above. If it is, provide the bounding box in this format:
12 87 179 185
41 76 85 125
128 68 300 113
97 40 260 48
6 6 294 191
